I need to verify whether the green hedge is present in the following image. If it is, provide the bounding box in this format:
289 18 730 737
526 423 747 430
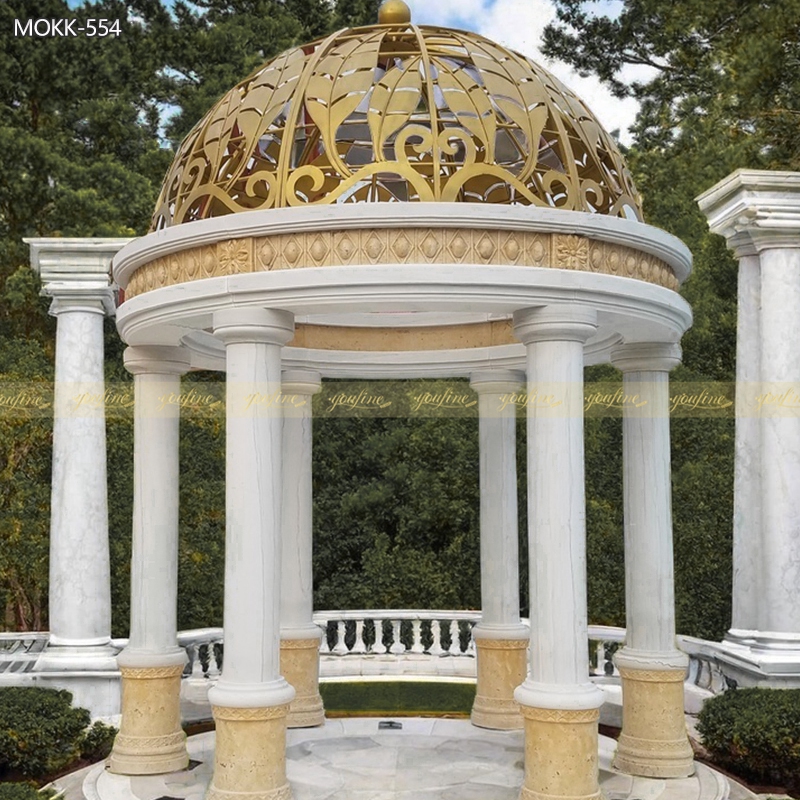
697 688 800 790
0 688 116 779
320 680 475 716
0 785 56 800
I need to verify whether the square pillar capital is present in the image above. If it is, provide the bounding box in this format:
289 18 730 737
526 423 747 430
697 169 800 257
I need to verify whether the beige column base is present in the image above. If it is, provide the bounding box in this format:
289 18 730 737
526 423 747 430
207 703 293 800
280 637 325 728
613 666 694 778
471 638 527 730
109 664 188 775
519 705 601 800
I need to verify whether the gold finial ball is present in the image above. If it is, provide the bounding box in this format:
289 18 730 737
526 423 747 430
378 0 412 24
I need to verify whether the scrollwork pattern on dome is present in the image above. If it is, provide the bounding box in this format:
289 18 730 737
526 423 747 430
152 24 642 229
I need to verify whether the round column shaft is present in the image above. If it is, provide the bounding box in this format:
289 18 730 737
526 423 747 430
513 306 604 800
469 370 528 731
38 292 116 671
208 308 296 800
280 370 324 728
759 247 800 641
110 346 191 776
730 254 763 641
610 343 693 779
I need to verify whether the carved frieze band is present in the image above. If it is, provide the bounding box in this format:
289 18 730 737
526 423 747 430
119 664 184 680
520 706 600 724
212 703 290 721
618 666 688 683
475 638 529 651
280 637 322 651
125 229 679 298
207 784 293 800
112 730 186 753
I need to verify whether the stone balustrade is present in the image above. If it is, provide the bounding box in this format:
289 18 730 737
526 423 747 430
0 617 732 703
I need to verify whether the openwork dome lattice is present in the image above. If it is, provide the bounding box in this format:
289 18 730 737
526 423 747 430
152 17 643 230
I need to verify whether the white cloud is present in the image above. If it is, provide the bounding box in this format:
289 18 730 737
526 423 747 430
404 0 644 144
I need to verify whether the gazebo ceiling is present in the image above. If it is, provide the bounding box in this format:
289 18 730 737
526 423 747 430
151 3 642 230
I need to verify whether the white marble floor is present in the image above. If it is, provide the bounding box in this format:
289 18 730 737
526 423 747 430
85 717 738 800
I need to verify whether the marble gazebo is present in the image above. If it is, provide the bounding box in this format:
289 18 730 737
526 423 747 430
35 3 702 798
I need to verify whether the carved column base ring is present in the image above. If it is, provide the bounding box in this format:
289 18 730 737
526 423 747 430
613 666 694 778
471 638 527 730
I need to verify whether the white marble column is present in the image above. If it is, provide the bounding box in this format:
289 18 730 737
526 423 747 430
759 247 800 640
513 306 604 800
25 239 129 676
730 254 762 642
280 370 324 728
610 343 693 778
110 346 191 775
698 170 800 680
469 370 528 731
208 308 296 800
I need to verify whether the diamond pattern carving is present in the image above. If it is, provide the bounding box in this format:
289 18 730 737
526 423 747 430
124 228 680 298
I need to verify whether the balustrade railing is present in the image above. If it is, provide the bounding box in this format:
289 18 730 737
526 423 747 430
0 617 731 701
0 632 49 674
315 610 480 657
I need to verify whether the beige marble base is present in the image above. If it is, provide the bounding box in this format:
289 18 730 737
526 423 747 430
471 638 527 730
206 703 293 800
109 664 188 775
613 667 695 778
519 705 601 800
280 638 325 728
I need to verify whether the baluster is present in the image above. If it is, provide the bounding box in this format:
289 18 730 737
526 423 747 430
465 622 476 656
352 619 367 654
190 644 205 680
410 619 424 653
448 620 460 655
390 619 405 654
333 620 349 655
429 620 444 656
318 623 331 654
591 641 602 676
372 620 388 654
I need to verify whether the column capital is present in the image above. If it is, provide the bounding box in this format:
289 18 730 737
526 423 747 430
611 342 682 373
469 369 525 394
513 305 597 345
46 285 116 317
124 346 191 376
25 237 130 316
213 307 294 346
281 370 322 396
697 169 800 257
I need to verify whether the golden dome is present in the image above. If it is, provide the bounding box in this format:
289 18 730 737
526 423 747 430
152 21 642 230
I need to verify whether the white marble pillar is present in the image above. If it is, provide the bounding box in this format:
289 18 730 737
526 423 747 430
698 170 800 679
759 247 800 640
280 370 324 728
610 343 694 778
208 308 296 800
513 306 605 800
110 346 191 775
730 254 762 642
469 370 528 731
25 239 129 676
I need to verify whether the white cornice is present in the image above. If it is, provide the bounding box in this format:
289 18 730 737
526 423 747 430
24 237 132 286
697 169 800 257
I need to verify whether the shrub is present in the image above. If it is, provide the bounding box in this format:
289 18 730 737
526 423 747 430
0 688 90 777
697 688 800 790
80 721 117 763
0 784 56 800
